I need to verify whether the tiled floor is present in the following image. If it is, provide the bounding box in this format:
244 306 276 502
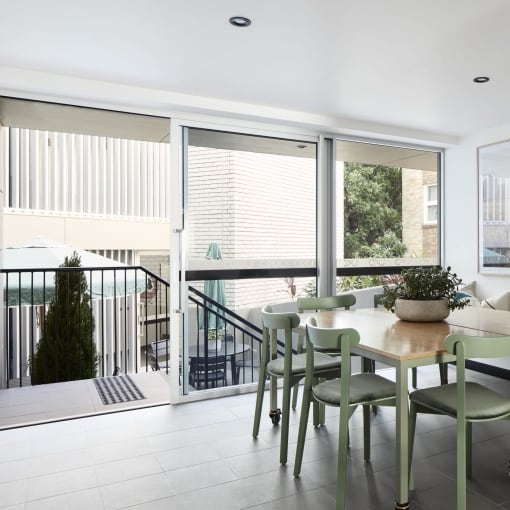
0 371 170 429
0 365 509 509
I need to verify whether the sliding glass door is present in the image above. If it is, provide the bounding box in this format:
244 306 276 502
181 127 317 395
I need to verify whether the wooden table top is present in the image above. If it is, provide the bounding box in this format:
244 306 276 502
298 307 507 362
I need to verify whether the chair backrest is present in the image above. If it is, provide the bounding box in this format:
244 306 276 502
446 333 510 396
305 317 361 407
445 334 510 360
373 293 385 308
190 355 227 374
147 352 159 371
260 304 300 366
305 316 360 354
297 294 356 313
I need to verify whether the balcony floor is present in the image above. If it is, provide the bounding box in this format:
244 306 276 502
0 371 170 430
0 365 509 509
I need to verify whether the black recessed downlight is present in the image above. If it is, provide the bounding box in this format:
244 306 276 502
229 16 251 27
473 76 490 83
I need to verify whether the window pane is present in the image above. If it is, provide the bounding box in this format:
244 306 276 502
427 184 437 202
336 140 440 269
187 129 317 271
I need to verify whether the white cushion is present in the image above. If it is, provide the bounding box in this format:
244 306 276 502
459 281 477 297
480 291 510 311
456 281 480 307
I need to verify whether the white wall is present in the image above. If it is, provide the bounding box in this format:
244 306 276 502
445 122 510 299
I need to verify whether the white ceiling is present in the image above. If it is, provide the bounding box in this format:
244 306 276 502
0 0 509 142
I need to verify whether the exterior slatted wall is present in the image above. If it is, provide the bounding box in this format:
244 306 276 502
2 127 170 219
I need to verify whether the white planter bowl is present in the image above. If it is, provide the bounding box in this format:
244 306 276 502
394 298 450 322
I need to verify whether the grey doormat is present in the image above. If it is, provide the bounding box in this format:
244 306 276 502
94 375 146 405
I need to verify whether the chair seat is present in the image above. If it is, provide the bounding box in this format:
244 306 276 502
313 373 396 406
267 352 340 377
410 382 510 420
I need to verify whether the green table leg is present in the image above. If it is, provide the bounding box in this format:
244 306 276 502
395 362 410 510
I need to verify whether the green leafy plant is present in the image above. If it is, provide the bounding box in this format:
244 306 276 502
381 266 468 313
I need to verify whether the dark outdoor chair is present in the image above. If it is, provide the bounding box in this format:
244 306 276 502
189 355 227 389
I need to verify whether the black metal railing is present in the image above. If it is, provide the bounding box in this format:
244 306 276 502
188 286 287 389
2 266 290 391
2 266 170 387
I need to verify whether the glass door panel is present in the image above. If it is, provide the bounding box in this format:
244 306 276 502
182 128 317 394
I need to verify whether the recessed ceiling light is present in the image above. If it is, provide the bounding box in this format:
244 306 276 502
297 144 307 149
229 16 251 28
473 76 490 83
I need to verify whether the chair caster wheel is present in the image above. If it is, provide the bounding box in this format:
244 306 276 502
269 408 281 425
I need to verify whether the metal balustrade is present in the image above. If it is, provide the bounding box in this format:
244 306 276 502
1 266 170 387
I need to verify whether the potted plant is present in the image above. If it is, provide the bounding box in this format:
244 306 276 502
380 266 468 322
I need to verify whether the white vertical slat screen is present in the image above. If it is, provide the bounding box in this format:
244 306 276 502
9 128 20 209
40 131 48 211
1 128 169 219
20 129 30 210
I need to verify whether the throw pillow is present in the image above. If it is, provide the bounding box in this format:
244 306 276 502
480 291 510 311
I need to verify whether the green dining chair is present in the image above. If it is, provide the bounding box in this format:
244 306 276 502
293 317 397 510
409 333 510 510
373 292 448 388
252 305 342 465
293 294 357 410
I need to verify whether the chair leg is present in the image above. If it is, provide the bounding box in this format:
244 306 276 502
294 384 312 476
279 378 292 465
457 416 468 510
363 404 371 462
466 422 472 478
336 406 350 510
291 383 299 410
439 362 448 385
412 367 418 388
292 337 305 410
252 364 267 438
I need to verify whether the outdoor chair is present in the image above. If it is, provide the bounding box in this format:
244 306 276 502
293 317 397 510
189 354 227 389
252 304 342 465
373 292 448 388
408 333 510 510
148 346 181 385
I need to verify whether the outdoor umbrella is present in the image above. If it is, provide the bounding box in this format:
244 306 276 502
2 235 146 306
199 242 226 330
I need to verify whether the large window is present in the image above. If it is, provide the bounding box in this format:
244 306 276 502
335 139 440 284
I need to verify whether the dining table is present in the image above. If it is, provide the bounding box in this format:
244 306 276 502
297 306 510 510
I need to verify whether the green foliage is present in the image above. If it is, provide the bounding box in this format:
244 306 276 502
381 266 467 313
344 163 405 259
29 252 98 385
302 162 406 298
301 275 383 298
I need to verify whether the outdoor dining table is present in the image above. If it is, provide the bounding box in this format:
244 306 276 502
297 306 509 510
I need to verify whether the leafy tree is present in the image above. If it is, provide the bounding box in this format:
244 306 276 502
344 162 406 259
302 163 406 297
30 252 98 384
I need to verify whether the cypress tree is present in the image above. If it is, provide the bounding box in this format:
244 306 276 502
30 252 98 384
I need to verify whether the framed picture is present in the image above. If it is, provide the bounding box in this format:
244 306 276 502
478 139 510 273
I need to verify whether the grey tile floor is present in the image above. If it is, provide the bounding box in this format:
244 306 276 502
0 365 509 509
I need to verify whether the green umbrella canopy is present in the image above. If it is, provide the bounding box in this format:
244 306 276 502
199 242 226 330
